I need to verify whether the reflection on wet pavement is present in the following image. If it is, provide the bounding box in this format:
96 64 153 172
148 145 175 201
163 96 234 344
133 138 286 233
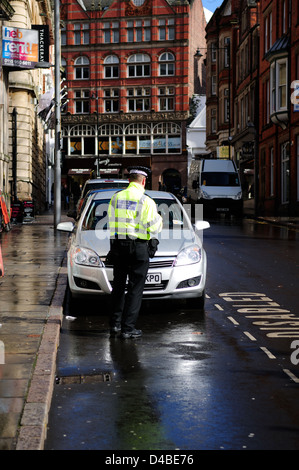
0 217 68 449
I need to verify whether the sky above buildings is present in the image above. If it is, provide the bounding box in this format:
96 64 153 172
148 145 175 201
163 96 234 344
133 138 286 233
202 0 223 12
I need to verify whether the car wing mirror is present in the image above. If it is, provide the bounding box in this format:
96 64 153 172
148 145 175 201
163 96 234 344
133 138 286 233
195 220 210 231
56 221 74 232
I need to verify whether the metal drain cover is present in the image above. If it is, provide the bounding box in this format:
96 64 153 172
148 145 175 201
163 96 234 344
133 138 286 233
56 372 112 385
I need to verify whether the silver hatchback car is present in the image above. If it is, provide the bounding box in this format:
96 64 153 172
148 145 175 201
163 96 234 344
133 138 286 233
58 190 210 309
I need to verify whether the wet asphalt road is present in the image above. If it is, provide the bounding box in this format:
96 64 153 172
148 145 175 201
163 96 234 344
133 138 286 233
45 217 299 451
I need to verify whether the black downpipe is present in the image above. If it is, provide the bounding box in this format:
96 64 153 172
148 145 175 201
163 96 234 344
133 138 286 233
12 107 17 200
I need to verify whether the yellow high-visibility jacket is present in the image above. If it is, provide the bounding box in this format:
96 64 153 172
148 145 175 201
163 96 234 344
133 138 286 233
108 182 162 240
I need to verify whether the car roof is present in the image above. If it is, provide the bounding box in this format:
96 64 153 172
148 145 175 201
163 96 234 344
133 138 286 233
146 190 176 200
84 179 129 184
92 189 176 201
85 188 118 196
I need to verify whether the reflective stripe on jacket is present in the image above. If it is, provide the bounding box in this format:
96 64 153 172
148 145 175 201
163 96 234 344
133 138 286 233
108 182 162 240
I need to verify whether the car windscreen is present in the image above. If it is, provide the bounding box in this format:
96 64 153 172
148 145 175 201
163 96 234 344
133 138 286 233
81 197 189 231
154 198 188 229
201 172 240 186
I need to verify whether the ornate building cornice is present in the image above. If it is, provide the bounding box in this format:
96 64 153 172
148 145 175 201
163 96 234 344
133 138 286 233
62 111 189 126
125 0 152 17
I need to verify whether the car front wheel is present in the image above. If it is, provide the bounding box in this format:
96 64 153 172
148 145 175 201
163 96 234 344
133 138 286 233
186 290 205 310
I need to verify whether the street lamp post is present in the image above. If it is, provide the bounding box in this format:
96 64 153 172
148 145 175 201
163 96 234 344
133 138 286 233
92 92 99 177
54 0 61 229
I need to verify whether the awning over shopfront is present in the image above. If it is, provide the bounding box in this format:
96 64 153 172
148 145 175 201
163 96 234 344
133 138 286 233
99 168 120 175
68 168 120 176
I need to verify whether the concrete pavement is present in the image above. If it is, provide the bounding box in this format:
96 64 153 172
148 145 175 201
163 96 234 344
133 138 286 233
243 199 299 229
0 209 69 450
0 204 298 451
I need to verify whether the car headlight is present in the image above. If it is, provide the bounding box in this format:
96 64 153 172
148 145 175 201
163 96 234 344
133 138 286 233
173 245 202 266
72 247 103 267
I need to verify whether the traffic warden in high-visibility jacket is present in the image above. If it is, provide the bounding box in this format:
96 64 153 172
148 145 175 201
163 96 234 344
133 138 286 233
108 166 162 338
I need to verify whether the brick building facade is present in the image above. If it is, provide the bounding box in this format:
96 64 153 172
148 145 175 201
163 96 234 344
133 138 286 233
60 0 207 192
205 0 299 216
259 0 299 215
205 0 238 161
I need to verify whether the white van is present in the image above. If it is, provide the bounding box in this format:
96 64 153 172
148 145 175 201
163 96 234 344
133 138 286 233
188 159 243 216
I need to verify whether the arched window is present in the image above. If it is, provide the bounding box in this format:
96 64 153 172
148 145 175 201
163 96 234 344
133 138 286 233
153 122 181 154
104 55 119 78
74 56 89 79
127 53 150 77
124 123 151 135
67 125 96 156
99 124 123 136
70 124 95 136
153 122 181 135
159 52 175 76
98 124 123 155
124 123 151 155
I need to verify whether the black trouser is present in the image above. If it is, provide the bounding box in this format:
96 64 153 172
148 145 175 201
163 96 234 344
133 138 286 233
110 238 149 333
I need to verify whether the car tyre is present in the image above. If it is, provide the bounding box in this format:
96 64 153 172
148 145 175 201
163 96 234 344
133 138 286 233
65 282 85 315
187 290 205 310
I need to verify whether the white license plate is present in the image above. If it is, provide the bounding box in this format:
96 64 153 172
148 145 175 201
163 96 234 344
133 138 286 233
146 273 162 284
216 207 229 211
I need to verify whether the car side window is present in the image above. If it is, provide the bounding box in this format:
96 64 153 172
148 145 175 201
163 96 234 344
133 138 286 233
82 204 95 230
82 200 110 230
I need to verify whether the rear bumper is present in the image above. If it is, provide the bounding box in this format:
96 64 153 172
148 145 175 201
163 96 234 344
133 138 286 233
199 198 243 215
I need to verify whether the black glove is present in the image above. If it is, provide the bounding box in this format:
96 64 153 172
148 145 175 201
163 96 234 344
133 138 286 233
148 238 159 258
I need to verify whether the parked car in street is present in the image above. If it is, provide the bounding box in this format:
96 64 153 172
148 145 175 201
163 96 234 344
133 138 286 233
68 188 117 220
76 178 129 213
57 190 210 309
